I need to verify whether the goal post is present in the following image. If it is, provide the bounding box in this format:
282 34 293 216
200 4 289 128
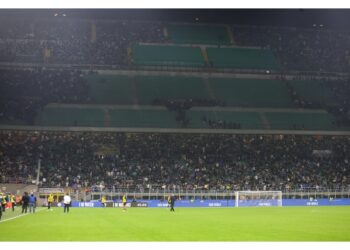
235 191 282 207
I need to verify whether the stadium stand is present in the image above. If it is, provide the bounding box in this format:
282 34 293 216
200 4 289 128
0 68 88 124
35 106 105 127
206 47 280 70
131 44 205 67
0 18 349 73
231 24 350 72
0 15 350 202
0 131 349 191
167 23 231 44
109 108 178 128
208 78 293 108
265 112 339 130
288 80 338 108
187 110 263 129
86 74 134 105
134 75 209 104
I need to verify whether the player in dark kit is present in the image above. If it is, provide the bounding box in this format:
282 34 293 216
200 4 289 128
21 192 30 214
170 194 176 212
0 194 2 220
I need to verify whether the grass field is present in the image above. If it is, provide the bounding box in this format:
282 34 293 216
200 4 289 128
0 206 350 241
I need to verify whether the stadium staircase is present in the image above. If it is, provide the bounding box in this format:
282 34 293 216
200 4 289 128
258 112 271 130
226 25 235 44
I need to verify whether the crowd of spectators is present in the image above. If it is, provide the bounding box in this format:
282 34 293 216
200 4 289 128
324 78 350 124
1 17 350 74
0 68 89 124
232 25 350 73
0 131 349 192
283 76 350 123
0 18 164 66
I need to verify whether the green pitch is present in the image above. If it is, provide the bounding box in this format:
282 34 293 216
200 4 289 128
0 206 350 241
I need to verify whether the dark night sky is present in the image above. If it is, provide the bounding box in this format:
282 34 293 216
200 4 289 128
0 9 350 30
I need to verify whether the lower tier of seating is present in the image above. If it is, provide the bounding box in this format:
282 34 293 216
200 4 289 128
34 105 346 131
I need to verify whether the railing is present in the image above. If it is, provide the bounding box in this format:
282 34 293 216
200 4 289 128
69 187 350 202
0 61 349 80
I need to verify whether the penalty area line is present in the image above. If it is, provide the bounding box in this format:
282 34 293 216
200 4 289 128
0 208 46 224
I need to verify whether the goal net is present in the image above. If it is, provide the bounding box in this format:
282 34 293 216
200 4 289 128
235 191 282 207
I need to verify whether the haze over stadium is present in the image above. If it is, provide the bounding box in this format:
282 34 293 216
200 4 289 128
0 9 349 241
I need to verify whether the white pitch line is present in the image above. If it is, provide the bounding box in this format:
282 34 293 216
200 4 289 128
0 208 46 224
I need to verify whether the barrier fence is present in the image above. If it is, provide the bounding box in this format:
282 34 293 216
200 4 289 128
67 198 350 208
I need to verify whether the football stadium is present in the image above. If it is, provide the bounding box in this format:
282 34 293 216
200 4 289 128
0 8 350 242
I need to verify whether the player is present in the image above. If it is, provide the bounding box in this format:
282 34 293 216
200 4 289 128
63 193 71 213
169 194 176 212
122 194 127 212
101 195 106 208
47 193 54 210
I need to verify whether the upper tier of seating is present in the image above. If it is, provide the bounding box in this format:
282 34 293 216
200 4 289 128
131 44 281 70
167 23 231 45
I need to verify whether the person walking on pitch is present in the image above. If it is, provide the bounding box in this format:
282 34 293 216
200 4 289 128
48 194 54 210
11 194 16 212
122 194 127 212
170 194 176 212
63 193 71 213
21 192 29 214
29 192 37 213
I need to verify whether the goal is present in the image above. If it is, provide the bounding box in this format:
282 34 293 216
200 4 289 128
235 191 282 207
